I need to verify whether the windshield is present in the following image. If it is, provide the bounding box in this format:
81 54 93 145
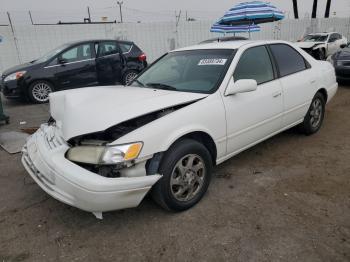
303 34 328 42
130 49 235 94
35 43 70 63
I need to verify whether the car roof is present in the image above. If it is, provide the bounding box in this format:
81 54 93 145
66 39 134 45
172 40 288 52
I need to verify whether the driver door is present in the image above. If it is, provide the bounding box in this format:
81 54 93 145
222 45 283 155
53 43 97 89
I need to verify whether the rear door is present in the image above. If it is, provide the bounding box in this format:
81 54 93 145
95 41 123 85
269 44 317 127
53 42 97 89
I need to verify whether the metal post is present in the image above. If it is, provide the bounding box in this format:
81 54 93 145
87 6 91 22
324 0 331 18
7 12 21 63
117 1 123 23
312 0 318 19
292 0 299 19
28 11 34 25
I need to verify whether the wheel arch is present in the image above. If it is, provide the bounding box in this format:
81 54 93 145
317 88 328 102
170 131 217 165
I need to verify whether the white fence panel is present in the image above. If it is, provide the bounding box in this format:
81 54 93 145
0 18 349 74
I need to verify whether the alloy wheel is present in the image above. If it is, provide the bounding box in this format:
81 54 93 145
32 82 52 102
309 98 323 128
125 72 138 85
170 154 206 202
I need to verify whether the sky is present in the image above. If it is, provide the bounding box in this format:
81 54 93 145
0 0 349 24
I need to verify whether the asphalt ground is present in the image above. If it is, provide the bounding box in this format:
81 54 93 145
0 84 349 262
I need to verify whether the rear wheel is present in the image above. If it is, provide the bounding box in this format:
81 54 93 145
151 139 212 211
122 70 138 85
299 92 326 135
28 80 54 104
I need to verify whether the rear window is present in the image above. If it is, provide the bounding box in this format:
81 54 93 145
119 43 133 53
269 44 307 77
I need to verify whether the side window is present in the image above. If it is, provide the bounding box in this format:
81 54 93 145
119 43 132 53
60 44 92 63
233 46 274 85
98 42 119 57
269 44 307 77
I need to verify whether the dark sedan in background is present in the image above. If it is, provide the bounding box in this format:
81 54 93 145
330 42 350 83
0 39 147 103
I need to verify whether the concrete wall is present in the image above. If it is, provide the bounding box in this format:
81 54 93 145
0 18 349 74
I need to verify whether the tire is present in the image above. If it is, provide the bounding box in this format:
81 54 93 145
122 70 138 86
151 139 213 211
299 92 326 135
28 80 54 104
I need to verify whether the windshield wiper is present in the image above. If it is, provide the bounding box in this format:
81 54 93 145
146 83 177 91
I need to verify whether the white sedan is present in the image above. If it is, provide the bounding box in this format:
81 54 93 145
22 40 338 219
295 32 347 60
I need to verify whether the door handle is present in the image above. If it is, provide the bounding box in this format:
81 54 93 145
272 92 281 98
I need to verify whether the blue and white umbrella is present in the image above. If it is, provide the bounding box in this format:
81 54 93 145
210 1 284 34
210 23 260 34
218 1 284 25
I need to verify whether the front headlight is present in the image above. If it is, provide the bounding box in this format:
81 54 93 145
66 142 143 165
4 71 26 82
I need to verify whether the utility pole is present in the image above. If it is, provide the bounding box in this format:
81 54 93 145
292 0 299 19
324 0 331 18
117 1 123 23
28 11 34 25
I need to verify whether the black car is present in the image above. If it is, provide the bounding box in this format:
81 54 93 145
0 39 147 103
330 42 350 83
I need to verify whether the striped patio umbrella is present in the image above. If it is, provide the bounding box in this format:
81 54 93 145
210 1 284 35
210 23 260 34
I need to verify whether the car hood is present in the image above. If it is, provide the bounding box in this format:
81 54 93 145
50 86 208 140
334 47 350 60
295 41 324 49
2 61 43 76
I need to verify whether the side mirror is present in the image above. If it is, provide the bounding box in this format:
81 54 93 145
225 78 257 96
340 44 346 48
58 58 68 65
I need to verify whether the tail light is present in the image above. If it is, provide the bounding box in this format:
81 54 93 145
138 53 147 62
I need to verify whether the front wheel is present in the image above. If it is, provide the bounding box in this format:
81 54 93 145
299 92 326 135
28 80 54 104
151 139 212 211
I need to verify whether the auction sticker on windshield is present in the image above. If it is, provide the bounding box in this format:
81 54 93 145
198 58 227 66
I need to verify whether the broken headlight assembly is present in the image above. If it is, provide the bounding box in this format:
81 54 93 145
66 142 143 165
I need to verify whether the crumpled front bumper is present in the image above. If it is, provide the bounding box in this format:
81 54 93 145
21 124 161 214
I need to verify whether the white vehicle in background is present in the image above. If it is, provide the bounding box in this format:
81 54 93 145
296 32 347 60
22 40 338 219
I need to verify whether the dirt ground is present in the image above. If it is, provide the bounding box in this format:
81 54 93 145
0 85 350 262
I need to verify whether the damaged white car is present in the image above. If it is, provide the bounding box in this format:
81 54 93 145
22 40 338 219
296 32 347 60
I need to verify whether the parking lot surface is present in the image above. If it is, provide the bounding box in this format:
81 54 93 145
0 85 350 262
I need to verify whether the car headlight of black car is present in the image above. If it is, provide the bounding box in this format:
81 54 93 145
4 71 26 82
